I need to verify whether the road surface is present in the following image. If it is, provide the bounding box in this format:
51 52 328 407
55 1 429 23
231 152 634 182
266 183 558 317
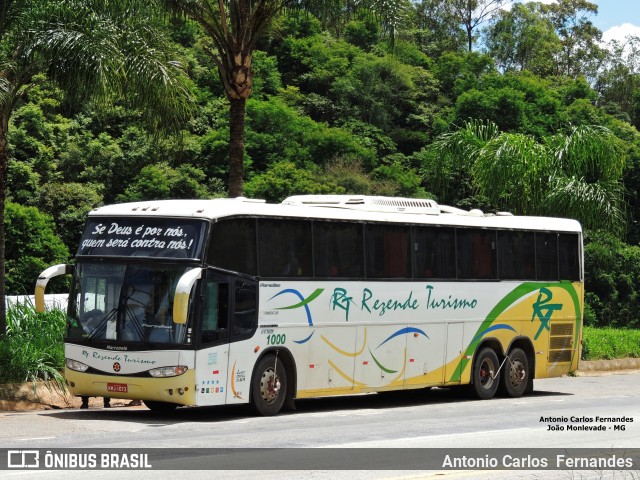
1 371 638 479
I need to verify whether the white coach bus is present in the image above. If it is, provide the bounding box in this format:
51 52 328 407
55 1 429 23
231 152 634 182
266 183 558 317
35 195 583 414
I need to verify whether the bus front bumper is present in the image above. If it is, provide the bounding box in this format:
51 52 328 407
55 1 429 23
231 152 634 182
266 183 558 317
64 367 196 406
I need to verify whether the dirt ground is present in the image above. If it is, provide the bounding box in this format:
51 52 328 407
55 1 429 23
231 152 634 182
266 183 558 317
0 383 143 411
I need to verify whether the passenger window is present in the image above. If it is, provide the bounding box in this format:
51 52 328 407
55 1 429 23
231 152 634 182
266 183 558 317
414 227 456 279
457 229 497 279
558 233 580 280
314 222 364 278
258 219 312 277
498 231 535 280
234 282 257 337
536 233 558 280
209 219 257 275
366 224 410 278
201 279 229 345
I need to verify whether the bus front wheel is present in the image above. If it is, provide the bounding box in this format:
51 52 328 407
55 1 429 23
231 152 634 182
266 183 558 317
502 347 529 398
251 354 288 416
471 348 500 400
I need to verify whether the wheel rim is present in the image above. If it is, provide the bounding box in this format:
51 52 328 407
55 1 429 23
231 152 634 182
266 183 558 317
259 367 280 404
479 357 496 390
509 359 526 388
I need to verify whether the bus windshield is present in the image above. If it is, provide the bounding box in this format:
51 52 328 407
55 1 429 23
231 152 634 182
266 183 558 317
68 262 194 345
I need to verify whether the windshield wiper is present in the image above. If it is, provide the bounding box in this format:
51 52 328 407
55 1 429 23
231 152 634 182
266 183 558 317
87 308 118 342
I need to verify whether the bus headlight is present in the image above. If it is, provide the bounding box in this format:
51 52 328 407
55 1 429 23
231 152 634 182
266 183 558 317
66 358 89 372
149 366 188 378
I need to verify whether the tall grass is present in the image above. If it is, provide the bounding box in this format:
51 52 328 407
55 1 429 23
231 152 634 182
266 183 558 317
0 301 66 389
582 326 640 360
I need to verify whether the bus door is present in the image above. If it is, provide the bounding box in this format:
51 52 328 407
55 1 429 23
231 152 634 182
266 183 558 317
226 279 258 405
194 271 232 407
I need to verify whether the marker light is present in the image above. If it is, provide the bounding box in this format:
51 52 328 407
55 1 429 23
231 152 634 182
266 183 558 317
66 358 89 372
149 366 189 378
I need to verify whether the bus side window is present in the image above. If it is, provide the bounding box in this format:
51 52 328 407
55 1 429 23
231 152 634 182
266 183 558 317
558 233 580 280
536 232 559 280
209 219 257 275
498 231 535 280
314 222 364 278
414 227 456 279
234 282 257 336
201 280 228 344
258 220 312 277
457 229 497 280
366 224 410 278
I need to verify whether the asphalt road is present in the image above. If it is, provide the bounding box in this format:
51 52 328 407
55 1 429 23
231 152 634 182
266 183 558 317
1 371 639 480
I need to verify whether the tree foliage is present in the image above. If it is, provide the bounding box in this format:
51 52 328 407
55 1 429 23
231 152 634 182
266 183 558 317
1 4 639 329
484 2 561 76
448 0 509 52
584 231 640 328
5 202 69 295
0 0 193 333
428 121 626 235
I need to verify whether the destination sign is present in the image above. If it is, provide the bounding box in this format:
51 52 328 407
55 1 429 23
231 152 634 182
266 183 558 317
77 218 207 259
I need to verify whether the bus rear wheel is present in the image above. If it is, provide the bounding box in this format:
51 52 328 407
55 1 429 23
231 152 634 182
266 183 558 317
471 347 500 400
144 400 178 412
251 354 287 416
502 348 529 398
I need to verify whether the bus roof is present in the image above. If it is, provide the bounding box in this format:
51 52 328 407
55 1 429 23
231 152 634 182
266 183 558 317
87 196 582 233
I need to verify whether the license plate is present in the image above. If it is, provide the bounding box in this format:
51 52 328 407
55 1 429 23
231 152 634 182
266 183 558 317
107 383 128 393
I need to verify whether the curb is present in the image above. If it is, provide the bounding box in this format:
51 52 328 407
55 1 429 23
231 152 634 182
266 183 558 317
578 358 640 372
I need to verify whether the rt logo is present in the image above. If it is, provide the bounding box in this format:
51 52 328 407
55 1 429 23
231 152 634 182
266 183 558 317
531 287 562 340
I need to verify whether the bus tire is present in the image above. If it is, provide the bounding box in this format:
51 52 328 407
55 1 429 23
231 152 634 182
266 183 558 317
503 347 529 398
251 354 287 416
143 400 178 412
471 347 500 400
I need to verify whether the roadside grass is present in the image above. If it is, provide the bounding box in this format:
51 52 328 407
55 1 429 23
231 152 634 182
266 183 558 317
0 302 66 388
582 326 640 360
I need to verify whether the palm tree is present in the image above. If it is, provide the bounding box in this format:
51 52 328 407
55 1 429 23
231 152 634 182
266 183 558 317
428 121 626 235
472 130 554 215
163 1 411 197
0 0 192 334
423 118 500 204
162 0 298 197
543 125 626 233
